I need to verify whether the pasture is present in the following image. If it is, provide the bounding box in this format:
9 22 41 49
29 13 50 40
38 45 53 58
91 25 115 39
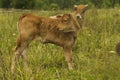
0 8 120 80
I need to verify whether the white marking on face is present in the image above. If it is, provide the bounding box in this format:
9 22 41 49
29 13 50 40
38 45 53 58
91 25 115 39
76 14 82 19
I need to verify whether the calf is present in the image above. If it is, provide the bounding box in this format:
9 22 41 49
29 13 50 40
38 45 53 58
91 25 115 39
11 4 88 72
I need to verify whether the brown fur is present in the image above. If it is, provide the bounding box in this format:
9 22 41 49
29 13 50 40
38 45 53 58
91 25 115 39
11 4 88 72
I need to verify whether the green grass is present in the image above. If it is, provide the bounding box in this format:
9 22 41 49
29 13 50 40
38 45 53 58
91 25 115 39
0 8 120 80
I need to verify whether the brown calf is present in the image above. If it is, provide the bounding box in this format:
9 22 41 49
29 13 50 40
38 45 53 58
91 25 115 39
11 4 88 72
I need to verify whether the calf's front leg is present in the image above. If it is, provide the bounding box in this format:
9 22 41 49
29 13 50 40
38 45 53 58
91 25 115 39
63 47 74 70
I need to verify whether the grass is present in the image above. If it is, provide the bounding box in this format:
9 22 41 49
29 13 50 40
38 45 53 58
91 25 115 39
0 8 120 80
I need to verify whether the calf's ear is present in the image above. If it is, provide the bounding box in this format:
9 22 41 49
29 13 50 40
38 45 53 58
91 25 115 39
82 4 88 13
74 5 77 11
62 14 71 22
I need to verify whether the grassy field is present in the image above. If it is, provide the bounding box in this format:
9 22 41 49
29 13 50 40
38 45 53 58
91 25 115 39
0 8 120 80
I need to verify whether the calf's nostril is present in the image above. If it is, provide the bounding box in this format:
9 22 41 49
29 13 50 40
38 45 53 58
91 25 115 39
77 16 80 19
76 14 82 19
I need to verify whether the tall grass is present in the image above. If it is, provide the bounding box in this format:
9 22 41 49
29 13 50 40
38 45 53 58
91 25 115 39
0 8 120 80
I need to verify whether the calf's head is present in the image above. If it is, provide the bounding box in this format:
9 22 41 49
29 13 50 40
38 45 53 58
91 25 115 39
58 14 76 32
74 4 88 19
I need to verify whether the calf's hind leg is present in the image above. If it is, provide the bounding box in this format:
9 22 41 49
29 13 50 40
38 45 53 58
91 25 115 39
11 36 30 73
